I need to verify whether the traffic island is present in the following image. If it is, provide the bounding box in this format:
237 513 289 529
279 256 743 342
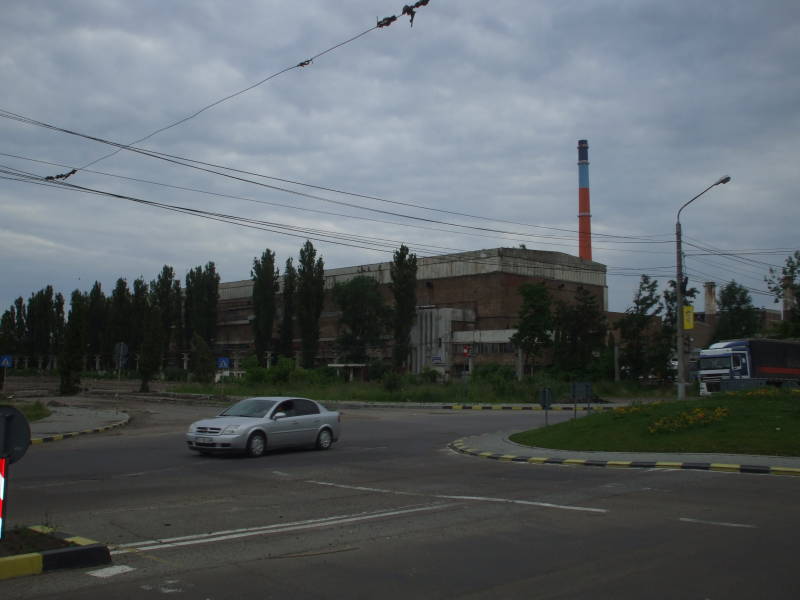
0 526 111 580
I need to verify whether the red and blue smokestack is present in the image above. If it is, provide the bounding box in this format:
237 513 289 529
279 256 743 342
577 139 592 261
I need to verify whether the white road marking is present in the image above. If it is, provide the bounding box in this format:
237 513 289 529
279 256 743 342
111 503 454 555
87 565 136 578
309 480 608 514
679 517 757 529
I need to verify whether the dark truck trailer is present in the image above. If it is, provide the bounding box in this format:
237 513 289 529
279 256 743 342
749 339 800 380
697 339 800 394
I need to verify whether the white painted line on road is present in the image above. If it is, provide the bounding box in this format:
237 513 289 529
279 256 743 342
111 503 454 555
87 565 136 578
439 494 608 513
679 517 757 529
310 481 416 496
309 480 608 514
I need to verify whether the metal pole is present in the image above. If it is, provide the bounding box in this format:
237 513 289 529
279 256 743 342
676 220 686 401
674 175 730 402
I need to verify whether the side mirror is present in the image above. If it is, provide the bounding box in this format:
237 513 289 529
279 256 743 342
273 411 287 420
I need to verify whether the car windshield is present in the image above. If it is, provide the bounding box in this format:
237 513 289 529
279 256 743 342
219 398 277 418
699 356 732 371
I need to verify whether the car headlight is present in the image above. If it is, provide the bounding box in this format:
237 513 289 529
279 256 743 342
221 425 242 435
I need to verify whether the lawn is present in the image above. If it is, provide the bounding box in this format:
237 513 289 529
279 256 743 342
509 389 800 456
17 400 51 422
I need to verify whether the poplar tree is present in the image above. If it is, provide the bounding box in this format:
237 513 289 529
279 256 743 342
278 258 297 359
618 275 663 380
511 282 553 373
390 244 417 371
333 276 388 361
60 290 88 394
766 250 800 338
191 332 216 384
138 303 164 392
185 262 219 346
130 277 149 360
251 249 280 366
552 286 606 375
151 265 182 364
713 281 760 341
87 281 108 366
108 278 132 368
296 241 325 369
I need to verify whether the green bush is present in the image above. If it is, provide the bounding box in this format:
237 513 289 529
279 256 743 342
163 367 188 382
244 366 269 385
268 357 296 384
419 368 439 384
472 363 516 382
472 363 517 396
382 372 403 392
240 355 259 370
367 360 389 381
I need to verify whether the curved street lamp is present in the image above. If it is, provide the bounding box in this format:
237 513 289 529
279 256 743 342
675 175 731 400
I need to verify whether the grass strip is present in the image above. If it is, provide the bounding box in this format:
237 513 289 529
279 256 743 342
509 390 800 456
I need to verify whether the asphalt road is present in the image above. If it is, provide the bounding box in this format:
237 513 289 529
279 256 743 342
4 400 799 599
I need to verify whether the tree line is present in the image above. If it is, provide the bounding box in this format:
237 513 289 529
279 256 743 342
0 240 418 392
250 241 418 370
512 249 800 381
0 262 218 393
2 245 796 390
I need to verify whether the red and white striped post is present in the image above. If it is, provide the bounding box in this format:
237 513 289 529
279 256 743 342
0 457 7 540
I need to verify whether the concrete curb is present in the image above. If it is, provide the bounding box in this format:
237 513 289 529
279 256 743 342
0 526 111 581
448 439 800 477
78 393 618 411
31 414 130 445
440 404 612 412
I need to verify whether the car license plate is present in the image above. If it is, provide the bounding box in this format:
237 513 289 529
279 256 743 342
197 437 213 443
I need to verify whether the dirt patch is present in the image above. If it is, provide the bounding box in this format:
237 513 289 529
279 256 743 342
0 528 76 558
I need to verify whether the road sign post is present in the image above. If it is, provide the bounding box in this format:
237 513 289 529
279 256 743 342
538 388 553 426
0 405 31 540
0 355 11 392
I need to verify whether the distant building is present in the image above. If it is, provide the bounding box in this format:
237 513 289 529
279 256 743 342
215 247 607 377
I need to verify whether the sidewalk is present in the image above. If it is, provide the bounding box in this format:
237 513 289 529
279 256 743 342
450 430 800 476
29 406 130 444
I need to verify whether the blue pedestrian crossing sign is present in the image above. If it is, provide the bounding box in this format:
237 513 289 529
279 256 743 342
216 357 231 369
0 356 12 368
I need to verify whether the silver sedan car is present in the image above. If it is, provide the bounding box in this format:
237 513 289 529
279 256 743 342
186 396 341 457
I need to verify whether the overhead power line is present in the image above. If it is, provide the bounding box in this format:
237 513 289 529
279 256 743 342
0 150 677 255
40 1 434 179
1 166 625 279
0 110 671 244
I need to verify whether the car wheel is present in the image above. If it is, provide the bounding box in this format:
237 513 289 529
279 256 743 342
246 432 266 457
315 429 333 450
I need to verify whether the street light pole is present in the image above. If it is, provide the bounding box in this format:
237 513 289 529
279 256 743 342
675 175 731 400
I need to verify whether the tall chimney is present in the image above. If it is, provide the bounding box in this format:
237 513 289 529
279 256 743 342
577 139 592 261
704 282 717 316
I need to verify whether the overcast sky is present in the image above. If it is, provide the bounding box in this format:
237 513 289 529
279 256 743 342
1 0 798 316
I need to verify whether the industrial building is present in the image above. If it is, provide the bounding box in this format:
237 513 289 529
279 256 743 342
215 139 605 376
215 247 607 376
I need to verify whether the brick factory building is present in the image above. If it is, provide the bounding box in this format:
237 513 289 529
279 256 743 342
215 247 607 377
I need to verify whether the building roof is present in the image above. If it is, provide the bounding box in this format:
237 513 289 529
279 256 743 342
220 247 606 301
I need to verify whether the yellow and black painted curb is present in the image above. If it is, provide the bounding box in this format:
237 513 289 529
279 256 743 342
441 404 613 411
449 439 800 477
0 526 111 580
31 414 130 445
